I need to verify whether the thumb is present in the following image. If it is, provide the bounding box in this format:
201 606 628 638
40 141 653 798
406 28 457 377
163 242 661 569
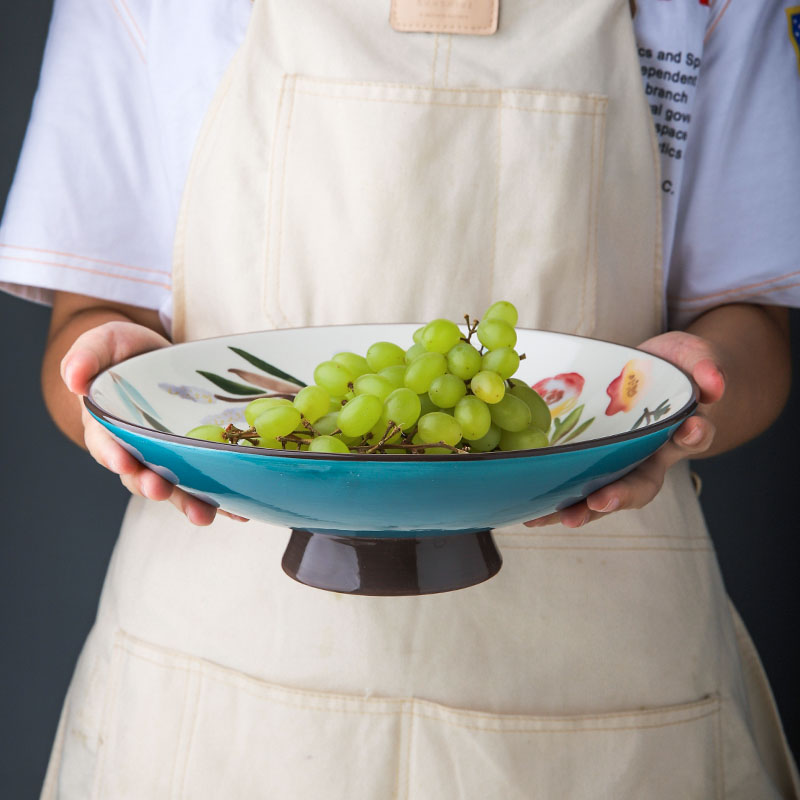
61 321 169 396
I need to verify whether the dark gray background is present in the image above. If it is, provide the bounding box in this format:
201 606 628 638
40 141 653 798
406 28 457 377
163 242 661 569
1 3 798 797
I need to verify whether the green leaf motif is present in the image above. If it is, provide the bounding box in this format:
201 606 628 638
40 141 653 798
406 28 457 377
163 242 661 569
550 404 585 444
228 347 307 387
562 417 595 444
196 370 265 395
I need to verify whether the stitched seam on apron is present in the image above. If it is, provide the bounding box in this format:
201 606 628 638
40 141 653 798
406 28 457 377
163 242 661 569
275 77 299 326
589 105 606 334
487 96 502 303
291 89 605 115
499 543 713 552
116 636 719 728
291 75 606 102
262 74 290 329
575 108 597 332
497 531 709 540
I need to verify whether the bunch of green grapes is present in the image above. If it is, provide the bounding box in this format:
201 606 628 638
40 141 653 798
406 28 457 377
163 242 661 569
187 301 552 454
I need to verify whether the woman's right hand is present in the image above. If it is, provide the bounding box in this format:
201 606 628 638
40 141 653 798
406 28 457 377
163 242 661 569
46 293 246 526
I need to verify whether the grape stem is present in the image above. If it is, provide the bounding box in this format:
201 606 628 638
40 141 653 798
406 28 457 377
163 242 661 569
462 314 479 344
223 424 259 444
300 416 322 436
364 422 403 453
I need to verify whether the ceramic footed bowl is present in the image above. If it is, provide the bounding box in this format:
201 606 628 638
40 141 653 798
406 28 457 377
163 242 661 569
86 325 695 596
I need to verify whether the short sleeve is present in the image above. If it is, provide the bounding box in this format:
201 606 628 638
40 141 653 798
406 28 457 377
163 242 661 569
0 0 173 313
668 1 800 329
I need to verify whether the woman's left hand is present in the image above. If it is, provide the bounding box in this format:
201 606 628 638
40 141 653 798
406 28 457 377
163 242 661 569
524 330 726 529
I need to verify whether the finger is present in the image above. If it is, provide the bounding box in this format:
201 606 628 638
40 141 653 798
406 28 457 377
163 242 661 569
82 412 142 475
671 415 716 454
167 487 218 526
61 321 168 395
692 357 725 406
218 510 250 522
119 471 218 526
524 502 593 528
586 454 669 513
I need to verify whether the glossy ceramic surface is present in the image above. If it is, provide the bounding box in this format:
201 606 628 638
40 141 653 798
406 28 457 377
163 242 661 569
85 325 695 593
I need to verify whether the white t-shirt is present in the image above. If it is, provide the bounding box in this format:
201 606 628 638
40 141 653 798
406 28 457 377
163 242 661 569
1 0 799 333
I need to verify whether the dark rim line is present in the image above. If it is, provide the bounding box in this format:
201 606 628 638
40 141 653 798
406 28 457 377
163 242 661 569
84 325 698 462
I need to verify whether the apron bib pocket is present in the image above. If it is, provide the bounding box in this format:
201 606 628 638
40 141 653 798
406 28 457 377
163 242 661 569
264 75 606 333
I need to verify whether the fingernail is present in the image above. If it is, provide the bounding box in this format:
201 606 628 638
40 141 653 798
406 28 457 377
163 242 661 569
64 364 74 388
599 497 620 513
683 427 704 446
524 519 543 528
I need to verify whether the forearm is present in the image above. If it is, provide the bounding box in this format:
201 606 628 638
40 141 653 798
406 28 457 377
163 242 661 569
683 303 791 458
42 291 168 448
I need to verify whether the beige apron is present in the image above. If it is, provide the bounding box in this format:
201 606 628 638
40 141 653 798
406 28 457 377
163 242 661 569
42 1 798 797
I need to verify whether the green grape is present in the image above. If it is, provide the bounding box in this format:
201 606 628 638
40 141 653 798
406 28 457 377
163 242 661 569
244 397 292 427
476 318 517 350
254 406 302 441
481 347 520 380
489 394 532 432
404 351 447 393
418 392 438 417
238 437 257 447
454 396 492 440
366 341 406 371
381 387 421 430
446 341 482 380
470 370 505 404
483 300 519 328
465 423 502 452
337 394 383 437
314 412 340 436
379 364 407 389
293 385 330 423
329 396 345 412
508 379 552 432
428 373 467 409
332 351 370 378
421 318 463 354
412 326 426 345
309 435 351 454
353 373 394 402
404 342 427 364
417 412 463 447
314 360 354 396
499 427 549 451
186 424 226 443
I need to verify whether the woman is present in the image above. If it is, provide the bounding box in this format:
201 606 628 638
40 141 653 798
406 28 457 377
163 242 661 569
2 0 798 796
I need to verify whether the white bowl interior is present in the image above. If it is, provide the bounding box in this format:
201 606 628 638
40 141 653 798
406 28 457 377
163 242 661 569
89 325 693 448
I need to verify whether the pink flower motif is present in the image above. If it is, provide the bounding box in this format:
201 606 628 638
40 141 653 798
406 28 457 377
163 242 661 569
605 359 650 415
532 372 585 419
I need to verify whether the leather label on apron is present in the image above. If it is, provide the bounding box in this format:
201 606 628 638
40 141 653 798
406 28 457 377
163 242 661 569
390 0 499 35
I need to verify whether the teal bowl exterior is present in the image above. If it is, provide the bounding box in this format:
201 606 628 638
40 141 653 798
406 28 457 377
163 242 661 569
88 410 683 537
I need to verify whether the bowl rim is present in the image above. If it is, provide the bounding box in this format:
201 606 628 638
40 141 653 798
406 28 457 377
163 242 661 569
84 324 698 462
